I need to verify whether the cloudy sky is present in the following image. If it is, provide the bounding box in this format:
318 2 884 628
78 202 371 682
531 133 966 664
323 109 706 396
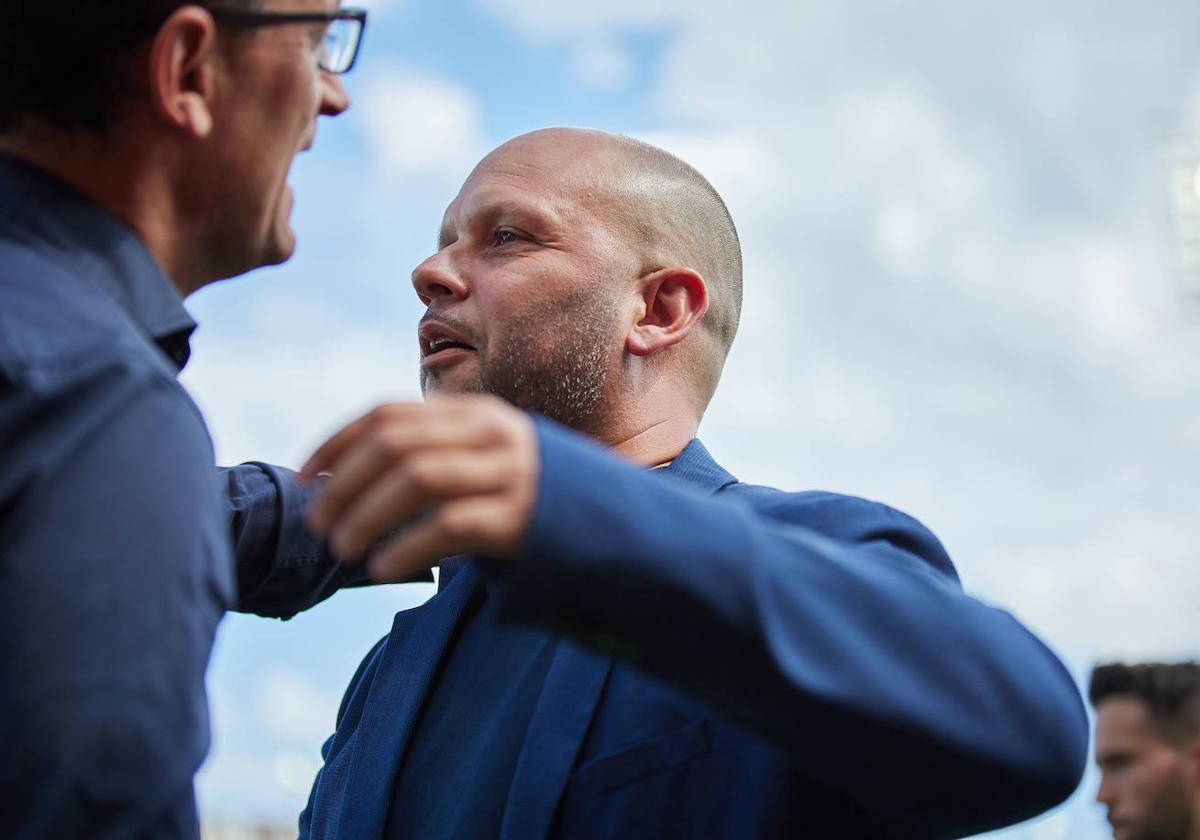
181 1 1200 835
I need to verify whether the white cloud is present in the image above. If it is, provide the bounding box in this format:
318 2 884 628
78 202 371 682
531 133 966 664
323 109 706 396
472 0 689 36
356 67 487 184
570 41 634 91
874 201 931 274
631 129 777 196
971 514 1200 664
182 295 421 468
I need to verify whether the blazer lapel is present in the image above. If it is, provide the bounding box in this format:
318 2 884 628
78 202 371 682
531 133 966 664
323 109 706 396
332 441 728 839
335 560 481 839
498 640 613 840
495 438 729 839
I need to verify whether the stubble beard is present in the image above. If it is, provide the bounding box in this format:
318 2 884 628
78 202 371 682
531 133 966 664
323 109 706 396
421 290 622 435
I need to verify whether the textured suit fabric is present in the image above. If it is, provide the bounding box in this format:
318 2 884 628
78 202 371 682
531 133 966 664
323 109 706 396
300 419 1088 838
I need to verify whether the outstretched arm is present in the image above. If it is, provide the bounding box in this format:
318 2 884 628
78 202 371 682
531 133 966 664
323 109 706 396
301 396 1088 837
224 463 428 618
493 420 1088 836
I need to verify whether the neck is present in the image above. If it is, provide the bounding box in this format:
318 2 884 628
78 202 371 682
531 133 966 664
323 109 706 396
600 410 699 467
0 124 206 298
586 360 706 466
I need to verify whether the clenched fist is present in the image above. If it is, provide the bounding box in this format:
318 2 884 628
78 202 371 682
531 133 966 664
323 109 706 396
300 395 539 581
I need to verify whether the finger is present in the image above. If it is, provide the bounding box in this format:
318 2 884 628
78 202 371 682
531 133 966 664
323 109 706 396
366 496 517 582
308 402 528 531
300 412 378 482
306 433 396 535
304 399 520 484
329 449 519 559
300 403 431 480
307 409 488 532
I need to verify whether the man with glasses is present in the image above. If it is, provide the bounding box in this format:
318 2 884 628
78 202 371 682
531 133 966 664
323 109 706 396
0 2 364 835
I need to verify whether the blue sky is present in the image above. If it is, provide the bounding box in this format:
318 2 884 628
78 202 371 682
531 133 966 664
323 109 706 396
181 1 1200 835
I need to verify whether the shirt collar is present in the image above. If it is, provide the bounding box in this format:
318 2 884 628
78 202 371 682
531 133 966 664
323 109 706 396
0 153 196 371
660 438 739 494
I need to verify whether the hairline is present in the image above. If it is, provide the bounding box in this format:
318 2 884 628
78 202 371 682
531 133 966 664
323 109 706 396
1090 662 1200 748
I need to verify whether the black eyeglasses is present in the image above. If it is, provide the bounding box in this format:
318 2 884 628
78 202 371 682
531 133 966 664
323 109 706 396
209 7 368 74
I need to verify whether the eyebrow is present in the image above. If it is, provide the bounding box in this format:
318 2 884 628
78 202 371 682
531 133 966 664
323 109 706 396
437 202 562 251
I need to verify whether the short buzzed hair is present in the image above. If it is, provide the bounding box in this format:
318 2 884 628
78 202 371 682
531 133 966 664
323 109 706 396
1090 662 1200 747
610 135 743 354
581 135 742 403
0 0 260 134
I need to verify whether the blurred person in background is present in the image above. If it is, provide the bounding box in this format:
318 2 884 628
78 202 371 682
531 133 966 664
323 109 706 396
287 127 1090 839
1091 662 1200 840
0 1 363 835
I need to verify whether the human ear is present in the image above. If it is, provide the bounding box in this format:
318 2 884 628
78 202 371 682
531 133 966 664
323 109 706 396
625 267 709 357
146 7 220 138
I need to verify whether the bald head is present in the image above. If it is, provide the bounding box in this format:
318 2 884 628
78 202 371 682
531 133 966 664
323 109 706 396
421 128 744 436
590 133 743 360
467 128 743 404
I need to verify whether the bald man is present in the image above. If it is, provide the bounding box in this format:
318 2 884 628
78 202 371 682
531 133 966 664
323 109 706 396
290 128 1088 838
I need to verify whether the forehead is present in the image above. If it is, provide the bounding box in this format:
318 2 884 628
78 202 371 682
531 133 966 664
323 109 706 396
456 153 576 215
1096 697 1162 747
444 138 624 225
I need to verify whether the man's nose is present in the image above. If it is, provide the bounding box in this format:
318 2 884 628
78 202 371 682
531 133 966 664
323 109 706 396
412 251 468 306
1095 774 1116 808
319 72 350 117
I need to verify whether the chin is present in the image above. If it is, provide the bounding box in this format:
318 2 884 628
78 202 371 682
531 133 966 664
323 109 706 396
257 225 298 268
266 240 297 267
420 369 482 397
260 192 298 266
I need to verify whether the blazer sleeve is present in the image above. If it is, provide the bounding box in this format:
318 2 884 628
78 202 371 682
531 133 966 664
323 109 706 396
488 419 1089 837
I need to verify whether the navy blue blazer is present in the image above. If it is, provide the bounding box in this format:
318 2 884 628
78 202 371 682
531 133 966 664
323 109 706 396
299 420 1087 838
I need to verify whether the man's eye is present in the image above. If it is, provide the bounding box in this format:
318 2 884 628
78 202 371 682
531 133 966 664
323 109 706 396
1099 755 1132 771
495 229 521 246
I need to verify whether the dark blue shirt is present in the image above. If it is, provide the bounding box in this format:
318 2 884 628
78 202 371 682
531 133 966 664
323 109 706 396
384 561 558 839
0 155 234 838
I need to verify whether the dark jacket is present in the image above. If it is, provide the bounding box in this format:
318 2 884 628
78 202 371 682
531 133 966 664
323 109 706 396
298 420 1088 838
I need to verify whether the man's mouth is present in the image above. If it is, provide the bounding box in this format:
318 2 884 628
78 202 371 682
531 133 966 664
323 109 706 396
419 322 478 363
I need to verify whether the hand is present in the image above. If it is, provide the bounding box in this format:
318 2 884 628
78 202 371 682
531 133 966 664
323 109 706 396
300 395 540 581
